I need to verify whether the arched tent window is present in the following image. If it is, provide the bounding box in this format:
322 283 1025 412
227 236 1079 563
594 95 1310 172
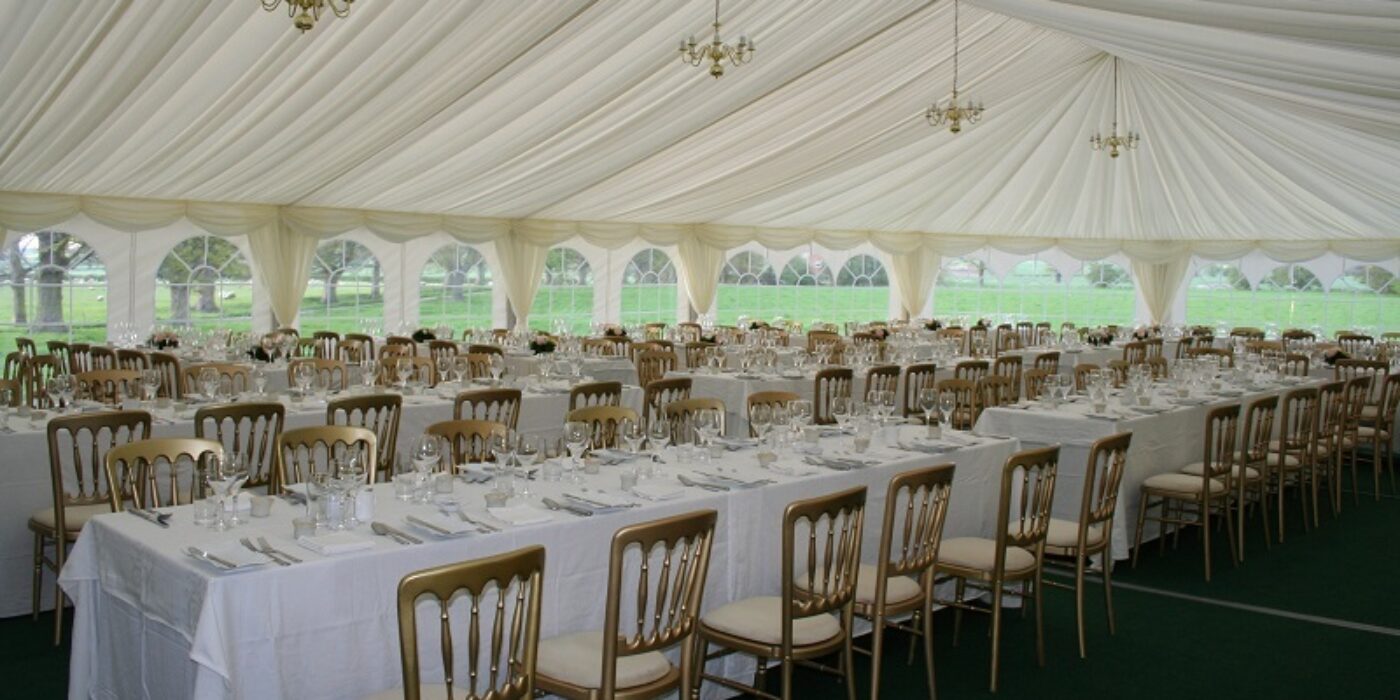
833 254 890 323
419 244 492 332
619 248 677 326
300 240 382 333
1186 262 1251 330
775 251 835 326
717 251 777 325
932 257 998 322
155 236 253 332
1256 264 1323 331
1002 260 1064 323
1328 265 1397 334
1067 261 1134 326
0 231 107 346
530 246 592 335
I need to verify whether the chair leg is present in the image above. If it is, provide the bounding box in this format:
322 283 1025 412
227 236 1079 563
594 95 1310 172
30 531 43 621
1221 498 1239 569
1074 554 1087 658
989 582 1004 693
1236 489 1247 563
1201 497 1212 582
51 540 65 646
1102 547 1117 636
870 611 885 700
843 629 858 700
1033 572 1046 667
922 603 937 700
952 578 965 646
1257 480 1272 550
781 652 793 700
691 638 708 699
753 655 768 691
1131 493 1149 569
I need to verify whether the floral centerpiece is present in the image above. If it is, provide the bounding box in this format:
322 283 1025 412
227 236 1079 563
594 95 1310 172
603 324 628 338
147 330 179 350
411 328 437 343
1085 328 1113 347
1131 325 1161 341
699 332 719 344
1322 348 1348 366
529 333 557 355
868 327 891 340
924 319 943 331
748 320 769 331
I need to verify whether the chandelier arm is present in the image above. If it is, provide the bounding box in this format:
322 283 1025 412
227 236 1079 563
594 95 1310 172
261 0 282 11
328 0 353 19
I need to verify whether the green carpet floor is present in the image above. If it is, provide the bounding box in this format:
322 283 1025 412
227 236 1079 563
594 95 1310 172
7 463 1398 699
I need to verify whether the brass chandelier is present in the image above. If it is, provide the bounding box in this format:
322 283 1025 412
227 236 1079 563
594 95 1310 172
679 0 755 78
1090 56 1140 158
925 0 983 134
261 0 354 33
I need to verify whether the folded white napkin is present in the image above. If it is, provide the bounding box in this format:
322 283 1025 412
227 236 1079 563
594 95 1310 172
764 463 818 477
404 513 475 537
563 491 633 512
486 505 553 526
296 531 375 555
630 484 683 501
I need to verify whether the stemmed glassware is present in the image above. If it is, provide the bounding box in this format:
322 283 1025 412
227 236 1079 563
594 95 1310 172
918 387 939 429
515 434 539 497
694 410 720 455
207 453 249 531
621 419 646 457
453 356 469 385
750 404 772 444
198 367 221 402
489 430 517 497
488 355 505 385
563 421 590 484
411 434 440 504
360 360 378 390
436 356 454 387
250 365 267 396
830 396 852 433
646 418 671 477
938 392 956 431
140 369 162 405
337 448 366 528
395 360 414 391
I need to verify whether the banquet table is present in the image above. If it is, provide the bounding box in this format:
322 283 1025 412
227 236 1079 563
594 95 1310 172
502 352 639 386
974 375 1323 559
62 427 1020 700
0 380 641 618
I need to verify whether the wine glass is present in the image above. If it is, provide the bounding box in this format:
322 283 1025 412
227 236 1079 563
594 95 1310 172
207 454 248 531
56 374 75 413
337 448 366 528
250 365 267 396
395 359 413 390
489 430 515 496
412 433 441 503
360 360 378 389
222 451 250 526
514 434 539 497
294 362 314 396
453 356 469 384
621 419 645 456
436 356 454 386
198 367 220 402
790 399 813 426
646 418 672 474
488 355 505 385
564 421 590 484
918 387 939 427
750 404 772 442
938 392 957 431
140 368 162 404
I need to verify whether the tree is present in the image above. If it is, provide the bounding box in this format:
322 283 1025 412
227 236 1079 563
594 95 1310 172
311 241 374 307
157 237 246 323
0 231 96 332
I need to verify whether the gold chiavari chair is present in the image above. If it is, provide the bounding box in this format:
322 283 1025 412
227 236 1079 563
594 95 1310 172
16 337 36 358
1073 363 1099 392
1244 340 1284 355
427 419 506 468
491 329 511 343
1032 352 1059 372
149 351 182 398
1043 433 1130 658
1144 337 1164 359
286 358 349 392
807 330 841 355
696 486 866 700
993 355 1023 402
642 377 691 428
953 360 988 383
454 388 522 430
31 410 152 643
1334 359 1386 416
995 326 1021 355
1186 346 1234 368
580 338 616 358
937 378 977 430
45 341 70 373
1230 327 1265 341
195 402 285 494
1312 380 1346 519
182 362 251 397
813 367 853 426
1271 387 1319 541
294 337 318 359
311 331 340 359
67 343 94 374
1023 368 1051 401
105 438 223 510
115 348 148 372
935 446 1058 692
635 350 677 388
538 511 717 700
853 464 954 700
1134 404 1240 581
1336 333 1373 356
74 369 141 405
567 406 639 450
1122 341 1147 365
1282 328 1316 342
1146 356 1169 380
1356 373 1398 498
747 391 799 437
427 340 459 366
379 355 436 388
568 381 622 412
628 341 664 362
0 377 21 408
1174 336 1195 359
643 322 667 340
682 341 718 369
863 364 900 403
975 375 1014 419
1234 396 1279 558
371 546 545 700
88 346 117 371
901 363 938 419
1282 353 1310 377
1338 376 1372 505
466 343 504 358
1106 360 1130 387
24 355 62 408
966 326 990 357
328 394 402 482
459 352 493 380
676 322 703 343
3 351 25 380
343 333 376 361
664 398 725 445
385 335 418 356
275 426 377 492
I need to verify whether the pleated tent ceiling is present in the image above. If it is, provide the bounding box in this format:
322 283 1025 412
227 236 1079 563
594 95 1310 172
0 0 1396 321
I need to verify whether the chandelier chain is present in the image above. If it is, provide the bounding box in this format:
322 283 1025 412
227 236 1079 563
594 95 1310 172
1090 55 1141 158
925 0 984 134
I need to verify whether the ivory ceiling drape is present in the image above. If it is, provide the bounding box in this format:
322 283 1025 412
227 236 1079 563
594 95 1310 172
0 1 1395 325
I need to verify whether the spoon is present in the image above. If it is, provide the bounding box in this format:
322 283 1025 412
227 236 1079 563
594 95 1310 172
371 521 419 545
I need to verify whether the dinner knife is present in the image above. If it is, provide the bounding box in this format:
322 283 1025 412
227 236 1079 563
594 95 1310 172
405 515 453 536
127 509 170 528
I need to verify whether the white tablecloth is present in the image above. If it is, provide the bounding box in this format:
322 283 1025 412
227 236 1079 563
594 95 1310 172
62 428 1019 700
0 382 641 618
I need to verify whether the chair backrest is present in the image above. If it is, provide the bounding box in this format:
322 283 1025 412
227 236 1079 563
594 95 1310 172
1281 353 1309 377
106 437 223 510
664 397 725 445
1073 363 1099 391
642 376 691 427
635 350 677 388
1336 333 1373 355
75 369 140 404
1199 404 1241 487
598 510 717 698
682 341 718 369
466 344 503 358
863 364 900 402
1339 376 1372 436
149 352 182 399
184 362 251 396
23 355 62 408
874 464 954 600
89 346 117 371
1334 359 1386 405
328 394 403 481
276 426 377 492
975 375 1013 416
1379 373 1400 426
1121 341 1147 365
1032 352 1059 372
1077 433 1131 549
395 545 545 700
67 343 94 374
1240 396 1278 469
2 351 24 381
287 358 349 392
454 388 522 430
426 419 507 467
783 486 866 638
901 363 938 417
115 349 149 372
676 322 703 343
380 355 436 387
953 360 988 383
194 402 286 493
807 330 841 354
1022 368 1051 401
427 340 459 364
994 446 1060 568
1230 327 1265 340
580 337 618 357
343 333 376 361
936 378 976 430
992 355 1023 401
46 411 153 535
567 406 639 450
1276 387 1319 465
1186 347 1234 368
813 367 853 425
568 381 622 412
15 337 36 358
458 353 493 380
1145 356 1169 380
1144 338 1164 359
1106 359 1130 387
385 335 418 355
0 377 20 407
747 390 799 437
